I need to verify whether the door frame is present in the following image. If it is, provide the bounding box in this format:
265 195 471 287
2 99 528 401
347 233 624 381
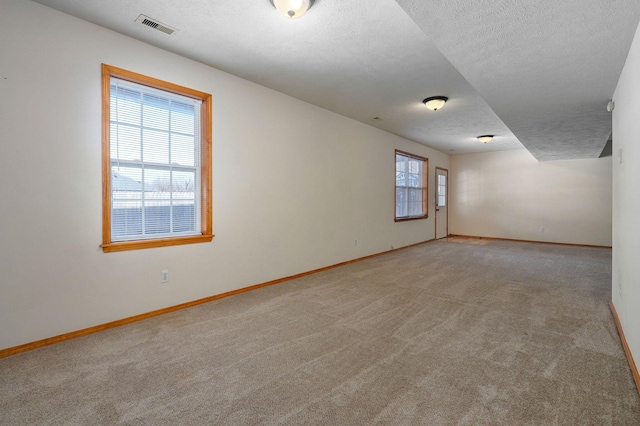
435 167 449 239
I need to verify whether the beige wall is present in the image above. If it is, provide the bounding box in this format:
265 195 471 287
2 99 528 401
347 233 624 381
612 19 640 371
450 149 612 246
0 1 449 350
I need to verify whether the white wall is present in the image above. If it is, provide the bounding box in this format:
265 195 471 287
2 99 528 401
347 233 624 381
0 0 448 350
612 19 640 371
449 149 612 246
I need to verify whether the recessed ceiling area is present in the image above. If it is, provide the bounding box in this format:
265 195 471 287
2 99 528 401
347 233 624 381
396 0 640 160
32 0 640 160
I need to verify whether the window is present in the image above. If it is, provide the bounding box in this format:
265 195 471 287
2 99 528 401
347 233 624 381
437 172 446 207
395 150 428 221
101 64 213 252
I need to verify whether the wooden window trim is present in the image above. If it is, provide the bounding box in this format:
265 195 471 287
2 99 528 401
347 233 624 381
101 64 213 252
394 149 428 222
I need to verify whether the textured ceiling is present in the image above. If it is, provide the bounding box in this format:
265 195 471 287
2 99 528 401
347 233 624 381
31 0 640 160
396 0 640 160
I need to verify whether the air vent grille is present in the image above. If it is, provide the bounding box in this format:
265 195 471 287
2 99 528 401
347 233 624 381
134 15 176 35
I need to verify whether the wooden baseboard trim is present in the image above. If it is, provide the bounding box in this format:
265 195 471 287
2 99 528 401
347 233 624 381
0 238 434 359
610 302 640 396
448 234 612 249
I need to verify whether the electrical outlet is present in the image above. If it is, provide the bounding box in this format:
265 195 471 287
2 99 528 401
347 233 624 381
354 239 357 246
161 270 169 283
540 227 545 233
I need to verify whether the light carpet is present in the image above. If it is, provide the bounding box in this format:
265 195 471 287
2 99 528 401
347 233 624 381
1 240 639 425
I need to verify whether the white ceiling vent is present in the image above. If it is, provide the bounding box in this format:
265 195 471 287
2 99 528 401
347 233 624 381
134 15 176 35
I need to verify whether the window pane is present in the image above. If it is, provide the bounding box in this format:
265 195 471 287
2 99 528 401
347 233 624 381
171 134 196 166
142 129 169 164
111 124 141 161
111 165 142 190
396 187 407 218
172 170 196 232
111 165 143 239
111 86 141 126
173 203 195 232
144 167 170 191
171 102 196 135
408 173 420 188
407 188 423 216
144 168 171 235
144 204 171 235
142 94 170 131
112 202 142 238
172 170 196 193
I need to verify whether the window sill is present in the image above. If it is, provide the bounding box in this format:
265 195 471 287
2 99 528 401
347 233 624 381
101 234 214 253
395 215 428 222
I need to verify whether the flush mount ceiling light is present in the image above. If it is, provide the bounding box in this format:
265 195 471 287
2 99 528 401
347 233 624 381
270 0 315 19
477 135 494 143
423 96 448 111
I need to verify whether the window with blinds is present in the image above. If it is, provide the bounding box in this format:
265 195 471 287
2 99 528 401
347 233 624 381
101 65 213 252
395 150 428 221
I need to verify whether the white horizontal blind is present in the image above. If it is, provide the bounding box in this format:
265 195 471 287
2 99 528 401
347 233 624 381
395 152 424 218
110 77 202 241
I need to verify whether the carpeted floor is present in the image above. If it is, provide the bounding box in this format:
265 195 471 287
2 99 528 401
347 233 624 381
1 240 639 425
445 236 493 245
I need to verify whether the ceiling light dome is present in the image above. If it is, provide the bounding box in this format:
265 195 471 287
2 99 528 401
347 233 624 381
423 96 448 111
270 0 315 19
477 135 494 143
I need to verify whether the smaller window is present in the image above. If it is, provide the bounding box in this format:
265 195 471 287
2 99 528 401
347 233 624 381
395 150 428 221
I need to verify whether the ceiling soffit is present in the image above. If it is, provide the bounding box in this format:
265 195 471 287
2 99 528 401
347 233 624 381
396 0 640 161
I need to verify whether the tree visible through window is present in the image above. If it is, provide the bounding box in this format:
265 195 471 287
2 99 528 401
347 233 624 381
101 64 213 252
395 150 428 221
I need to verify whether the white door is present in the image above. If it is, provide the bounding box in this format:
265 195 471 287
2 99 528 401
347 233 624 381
435 168 448 239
